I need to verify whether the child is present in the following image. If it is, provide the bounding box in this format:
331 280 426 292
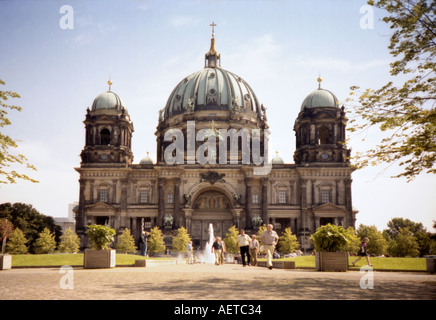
352 237 372 266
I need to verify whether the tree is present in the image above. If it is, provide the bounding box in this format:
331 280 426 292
343 227 361 255
33 228 57 254
348 0 436 181
115 228 137 254
172 226 191 253
147 226 166 256
277 227 300 254
6 228 28 254
0 203 62 253
58 227 80 253
223 225 239 254
0 218 13 254
388 227 420 257
356 224 388 256
0 78 38 184
384 217 426 239
383 217 430 255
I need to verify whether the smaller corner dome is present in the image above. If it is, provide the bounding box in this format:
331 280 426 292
92 91 124 111
272 152 284 164
300 78 339 111
139 152 153 165
300 88 339 111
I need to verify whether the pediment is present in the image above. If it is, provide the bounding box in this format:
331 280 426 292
86 202 117 213
313 202 346 214
96 114 115 121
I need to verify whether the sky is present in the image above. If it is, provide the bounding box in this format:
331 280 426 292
0 0 435 232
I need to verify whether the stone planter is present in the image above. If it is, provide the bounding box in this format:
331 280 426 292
134 259 146 267
315 251 348 271
426 258 436 274
84 249 116 269
258 260 296 269
0 254 12 270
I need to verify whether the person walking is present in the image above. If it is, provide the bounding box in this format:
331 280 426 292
186 241 194 264
236 229 251 267
249 234 259 267
260 224 279 270
211 237 225 265
352 237 372 266
139 231 149 256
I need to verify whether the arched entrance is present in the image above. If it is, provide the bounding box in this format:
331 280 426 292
190 190 234 249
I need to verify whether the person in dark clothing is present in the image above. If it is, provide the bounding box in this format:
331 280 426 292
352 237 372 266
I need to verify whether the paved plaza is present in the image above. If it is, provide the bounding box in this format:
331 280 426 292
1 262 435 300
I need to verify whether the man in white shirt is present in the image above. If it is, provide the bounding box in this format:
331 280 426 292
260 224 279 270
236 229 251 267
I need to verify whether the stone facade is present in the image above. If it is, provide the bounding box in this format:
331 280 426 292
74 37 356 253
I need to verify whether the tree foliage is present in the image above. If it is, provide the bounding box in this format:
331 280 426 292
356 224 388 256
33 227 57 254
0 202 61 253
0 218 14 254
348 0 436 181
277 227 300 253
86 224 115 250
6 228 28 254
172 226 191 253
223 225 239 254
387 227 420 257
147 226 166 256
0 78 38 184
58 227 80 254
115 228 137 254
310 224 353 252
383 217 431 256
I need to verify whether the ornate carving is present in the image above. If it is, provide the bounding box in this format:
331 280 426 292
200 171 225 185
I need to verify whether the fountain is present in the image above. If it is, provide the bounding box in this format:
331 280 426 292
203 223 215 264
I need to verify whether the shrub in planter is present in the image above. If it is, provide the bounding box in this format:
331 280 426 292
84 224 116 269
311 223 353 271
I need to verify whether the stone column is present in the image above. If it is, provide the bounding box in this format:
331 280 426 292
245 177 253 230
119 179 128 229
299 178 311 254
77 179 86 234
158 178 166 227
173 178 181 228
182 207 193 232
344 178 354 228
261 178 268 225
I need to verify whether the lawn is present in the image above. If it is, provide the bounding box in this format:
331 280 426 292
11 253 148 267
278 256 427 271
9 253 428 271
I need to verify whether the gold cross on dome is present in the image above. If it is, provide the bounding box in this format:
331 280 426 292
210 21 216 37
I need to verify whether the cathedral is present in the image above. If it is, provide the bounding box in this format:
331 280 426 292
74 28 357 253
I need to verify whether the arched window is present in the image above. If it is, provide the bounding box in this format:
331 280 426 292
319 126 330 144
100 128 111 145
